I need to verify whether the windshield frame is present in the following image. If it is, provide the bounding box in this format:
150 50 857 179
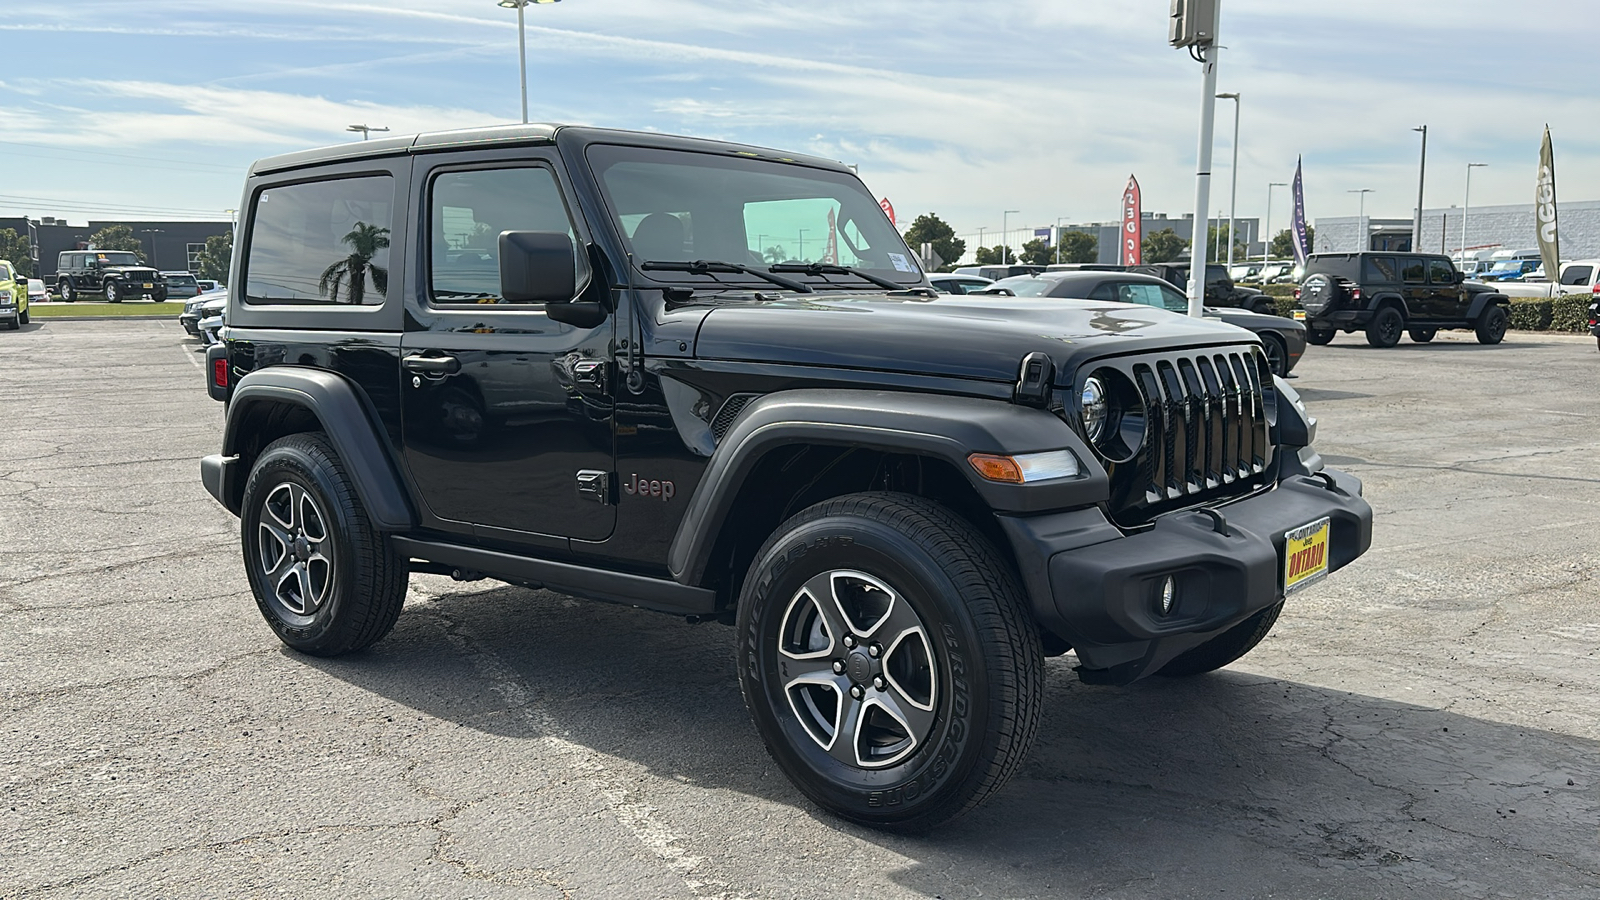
95 252 142 267
584 142 923 292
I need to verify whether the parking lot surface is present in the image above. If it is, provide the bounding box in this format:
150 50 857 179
3 320 1597 899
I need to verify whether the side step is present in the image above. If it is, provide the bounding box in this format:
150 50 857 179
391 536 718 617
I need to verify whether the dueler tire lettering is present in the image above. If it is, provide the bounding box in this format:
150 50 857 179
735 492 1043 832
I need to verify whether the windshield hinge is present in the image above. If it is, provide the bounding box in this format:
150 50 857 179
1013 351 1054 408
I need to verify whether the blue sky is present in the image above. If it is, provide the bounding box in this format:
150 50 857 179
1 0 1594 254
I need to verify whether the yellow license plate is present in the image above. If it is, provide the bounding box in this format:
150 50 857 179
1284 517 1330 592
1292 310 1306 320
142 283 154 289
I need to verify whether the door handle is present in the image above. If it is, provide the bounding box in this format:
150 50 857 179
402 354 461 375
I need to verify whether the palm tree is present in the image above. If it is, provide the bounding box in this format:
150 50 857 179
319 222 390 304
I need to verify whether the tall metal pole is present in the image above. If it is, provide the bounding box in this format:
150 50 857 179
1463 163 1487 261
1348 189 1373 249
516 3 528 124
1185 6 1222 318
977 227 985 262
1411 125 1427 252
1217 93 1240 272
1002 209 1019 265
1055 216 1067 264
1264 181 1286 262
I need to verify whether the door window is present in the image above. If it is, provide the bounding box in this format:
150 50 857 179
245 174 394 305
1560 265 1592 286
1364 256 1398 282
1157 285 1192 312
428 166 583 305
1107 281 1174 309
1400 258 1426 284
1427 258 1456 284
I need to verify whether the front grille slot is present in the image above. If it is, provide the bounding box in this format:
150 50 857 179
1101 346 1272 527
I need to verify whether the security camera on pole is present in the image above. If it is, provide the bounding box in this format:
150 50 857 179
1170 0 1221 318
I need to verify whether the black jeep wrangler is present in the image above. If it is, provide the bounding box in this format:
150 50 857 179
1128 262 1274 314
199 124 1372 830
55 249 167 303
1297 252 1511 347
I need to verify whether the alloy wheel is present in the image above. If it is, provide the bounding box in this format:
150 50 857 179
256 482 334 620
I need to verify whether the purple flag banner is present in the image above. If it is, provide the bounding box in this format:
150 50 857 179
1291 156 1309 266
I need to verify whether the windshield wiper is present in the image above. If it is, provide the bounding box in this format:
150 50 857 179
641 260 814 294
769 262 927 294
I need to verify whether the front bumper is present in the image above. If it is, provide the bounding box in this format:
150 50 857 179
179 312 202 335
999 467 1372 685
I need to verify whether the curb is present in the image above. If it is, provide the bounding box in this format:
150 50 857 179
28 315 177 322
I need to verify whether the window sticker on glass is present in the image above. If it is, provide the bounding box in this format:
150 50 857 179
887 252 914 273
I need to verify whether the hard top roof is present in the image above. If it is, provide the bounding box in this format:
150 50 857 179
249 123 854 177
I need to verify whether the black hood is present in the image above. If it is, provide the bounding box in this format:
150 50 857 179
105 266 159 276
693 294 1259 385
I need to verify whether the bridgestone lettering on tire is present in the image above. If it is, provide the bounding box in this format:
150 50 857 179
240 432 407 656
736 492 1043 832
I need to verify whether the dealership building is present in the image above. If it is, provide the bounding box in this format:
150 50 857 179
0 216 233 280
1314 200 1600 260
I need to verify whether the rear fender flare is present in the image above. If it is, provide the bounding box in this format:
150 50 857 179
666 389 1107 585
219 366 415 530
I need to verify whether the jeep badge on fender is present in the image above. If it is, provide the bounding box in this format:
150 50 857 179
200 123 1371 832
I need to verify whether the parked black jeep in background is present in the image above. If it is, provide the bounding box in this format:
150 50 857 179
200 124 1372 831
54 250 167 303
1297 252 1511 347
1129 262 1274 314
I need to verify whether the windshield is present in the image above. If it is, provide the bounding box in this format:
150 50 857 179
95 252 141 267
587 144 921 288
988 275 1061 297
1302 256 1358 280
1489 260 1527 271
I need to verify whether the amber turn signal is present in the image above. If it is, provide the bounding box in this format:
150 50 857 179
967 453 1024 484
967 450 1081 484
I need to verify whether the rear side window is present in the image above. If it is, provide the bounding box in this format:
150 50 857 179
1400 258 1426 284
245 174 394 305
429 167 582 305
1364 256 1398 281
1427 258 1455 284
1560 265 1592 286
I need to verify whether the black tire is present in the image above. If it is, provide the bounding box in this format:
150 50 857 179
1475 305 1508 345
1305 326 1335 346
59 280 75 303
18 308 28 325
1261 333 1289 378
1408 328 1436 343
239 432 407 656
737 492 1043 832
5 317 16 331
104 281 121 303
1157 602 1283 677
1364 306 1404 348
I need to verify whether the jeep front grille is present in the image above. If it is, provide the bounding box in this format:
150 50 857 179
1091 346 1273 528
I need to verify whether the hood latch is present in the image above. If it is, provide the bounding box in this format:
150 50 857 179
1013 351 1054 408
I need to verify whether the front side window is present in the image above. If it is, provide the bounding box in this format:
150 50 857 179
1561 265 1593 286
1156 285 1192 312
245 174 394 305
429 166 582 305
1106 281 1174 309
1428 258 1456 284
1400 258 1426 284
588 144 920 287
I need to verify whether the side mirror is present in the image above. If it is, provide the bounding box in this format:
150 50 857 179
499 231 578 303
1455 271 1465 284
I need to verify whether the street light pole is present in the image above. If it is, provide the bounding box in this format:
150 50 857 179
1216 92 1240 272
1001 210 1019 265
1463 163 1487 261
1263 181 1287 262
1055 216 1068 264
346 124 389 140
1411 125 1427 252
498 0 562 125
1348 189 1374 249
1183 3 1222 318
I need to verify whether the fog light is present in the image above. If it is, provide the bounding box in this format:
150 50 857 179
1159 576 1176 616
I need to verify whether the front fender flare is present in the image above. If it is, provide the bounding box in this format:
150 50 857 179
212 366 415 530
667 389 1108 585
1465 292 1510 321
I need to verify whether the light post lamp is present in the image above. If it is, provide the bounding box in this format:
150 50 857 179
1463 162 1487 261
346 124 389 140
1348 189 1374 250
1001 209 1019 265
1263 181 1287 261
1216 92 1240 271
138 228 164 268
498 0 562 125
1411 125 1427 252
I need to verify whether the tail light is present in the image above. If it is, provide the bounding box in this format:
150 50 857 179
212 357 229 389
1592 283 1599 295
1351 288 1363 301
1293 288 1301 300
204 342 231 402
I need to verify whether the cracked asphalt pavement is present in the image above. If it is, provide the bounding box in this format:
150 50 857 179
2 320 1597 899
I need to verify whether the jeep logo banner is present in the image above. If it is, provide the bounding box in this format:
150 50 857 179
1536 126 1560 285
622 474 675 501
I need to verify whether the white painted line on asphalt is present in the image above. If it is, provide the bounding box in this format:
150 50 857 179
179 342 201 370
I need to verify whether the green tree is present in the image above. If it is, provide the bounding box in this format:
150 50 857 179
1057 230 1098 264
762 245 788 265
1207 224 1247 264
194 231 233 283
973 244 1017 265
1269 225 1314 259
900 213 965 270
1019 238 1054 266
86 224 147 262
0 228 35 278
1141 228 1187 263
318 222 390 304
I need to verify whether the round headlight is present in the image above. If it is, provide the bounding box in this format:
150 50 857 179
1080 377 1108 443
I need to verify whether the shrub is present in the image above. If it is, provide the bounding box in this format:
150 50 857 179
1508 298 1552 331
1273 295 1302 319
1550 292 1592 332
1262 284 1297 299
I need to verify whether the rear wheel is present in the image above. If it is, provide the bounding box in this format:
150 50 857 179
737 492 1043 831
1475 306 1508 345
1365 307 1403 348
1408 328 1436 343
18 309 28 325
1158 602 1283 677
240 432 407 656
1261 333 1289 377
1305 326 1335 346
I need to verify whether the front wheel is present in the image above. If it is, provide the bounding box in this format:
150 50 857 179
1261 333 1289 377
59 280 75 303
1475 306 1508 344
18 309 28 325
1365 307 1404 348
1305 326 1335 346
1409 328 1436 343
104 281 121 303
737 492 1043 832
239 432 407 656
